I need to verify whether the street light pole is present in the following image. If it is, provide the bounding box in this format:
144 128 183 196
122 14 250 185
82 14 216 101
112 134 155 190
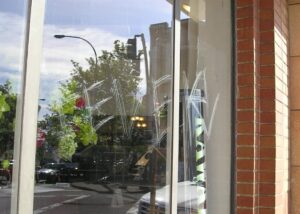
134 34 149 90
54 34 98 66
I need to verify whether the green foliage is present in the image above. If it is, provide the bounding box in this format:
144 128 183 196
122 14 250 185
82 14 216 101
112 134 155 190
0 92 10 119
58 126 77 160
40 40 142 160
74 118 97 146
0 81 17 156
52 80 77 115
1 159 9 169
71 40 141 115
49 80 98 160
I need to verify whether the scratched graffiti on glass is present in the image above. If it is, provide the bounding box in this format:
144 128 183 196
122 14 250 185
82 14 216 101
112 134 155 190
48 38 220 213
151 68 220 213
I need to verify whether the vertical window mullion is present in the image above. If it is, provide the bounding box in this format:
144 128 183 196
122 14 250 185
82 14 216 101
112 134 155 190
11 0 46 213
170 0 181 213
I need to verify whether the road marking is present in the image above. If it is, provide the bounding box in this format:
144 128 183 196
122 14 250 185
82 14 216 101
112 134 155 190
34 195 56 198
65 194 83 197
111 188 124 207
34 194 81 198
34 187 64 193
33 195 90 214
55 183 70 188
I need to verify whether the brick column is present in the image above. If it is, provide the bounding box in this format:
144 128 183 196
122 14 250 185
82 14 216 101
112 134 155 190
236 0 260 213
235 0 289 213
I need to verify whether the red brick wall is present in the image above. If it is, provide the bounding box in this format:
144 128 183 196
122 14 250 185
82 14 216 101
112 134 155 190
235 0 289 213
236 0 260 213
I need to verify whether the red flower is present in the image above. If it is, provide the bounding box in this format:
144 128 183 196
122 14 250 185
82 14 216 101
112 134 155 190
36 140 43 148
75 97 85 108
39 132 45 139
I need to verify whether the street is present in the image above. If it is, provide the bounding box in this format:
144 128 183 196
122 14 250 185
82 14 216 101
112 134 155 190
0 184 144 214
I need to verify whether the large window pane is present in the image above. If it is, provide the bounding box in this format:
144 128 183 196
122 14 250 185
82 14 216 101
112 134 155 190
177 0 232 213
34 1 173 213
0 1 28 213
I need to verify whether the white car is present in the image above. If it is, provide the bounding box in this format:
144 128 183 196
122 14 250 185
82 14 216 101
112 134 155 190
127 181 206 214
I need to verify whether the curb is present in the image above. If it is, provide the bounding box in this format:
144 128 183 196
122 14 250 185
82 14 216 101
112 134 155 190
71 182 114 194
71 182 149 194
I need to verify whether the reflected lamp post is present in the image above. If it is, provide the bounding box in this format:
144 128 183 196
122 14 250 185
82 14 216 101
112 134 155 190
38 98 46 114
54 34 98 66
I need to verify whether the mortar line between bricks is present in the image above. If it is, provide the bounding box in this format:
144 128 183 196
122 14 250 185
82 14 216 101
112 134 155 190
288 3 300 6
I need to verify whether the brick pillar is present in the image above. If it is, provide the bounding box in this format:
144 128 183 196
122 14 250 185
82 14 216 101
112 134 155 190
236 0 260 213
235 0 289 213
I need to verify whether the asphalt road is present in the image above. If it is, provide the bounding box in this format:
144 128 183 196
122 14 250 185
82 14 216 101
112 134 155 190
0 184 144 214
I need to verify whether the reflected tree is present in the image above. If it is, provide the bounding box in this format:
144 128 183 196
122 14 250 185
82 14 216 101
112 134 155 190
70 40 141 145
0 81 16 158
40 40 142 160
71 40 141 114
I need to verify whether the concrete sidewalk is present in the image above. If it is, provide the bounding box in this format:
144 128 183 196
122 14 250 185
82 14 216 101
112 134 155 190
71 182 114 193
71 181 149 194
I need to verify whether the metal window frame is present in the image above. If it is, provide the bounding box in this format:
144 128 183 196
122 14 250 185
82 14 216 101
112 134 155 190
10 0 46 213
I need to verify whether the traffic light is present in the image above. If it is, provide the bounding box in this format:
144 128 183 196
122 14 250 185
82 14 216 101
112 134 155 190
126 38 137 60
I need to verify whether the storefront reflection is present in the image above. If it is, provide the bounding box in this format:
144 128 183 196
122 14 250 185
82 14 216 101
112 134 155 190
0 0 231 213
34 0 173 213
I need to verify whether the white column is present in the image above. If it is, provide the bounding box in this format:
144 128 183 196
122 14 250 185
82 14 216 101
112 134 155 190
170 0 181 213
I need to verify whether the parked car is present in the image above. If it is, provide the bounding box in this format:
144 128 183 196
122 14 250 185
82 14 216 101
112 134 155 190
61 162 83 182
36 162 82 183
36 163 62 183
135 181 205 214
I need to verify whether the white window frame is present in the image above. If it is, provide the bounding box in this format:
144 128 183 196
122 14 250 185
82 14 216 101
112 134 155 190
170 0 181 214
11 0 46 213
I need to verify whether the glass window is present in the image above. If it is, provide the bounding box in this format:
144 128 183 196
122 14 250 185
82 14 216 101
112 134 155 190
0 1 232 213
34 1 174 213
0 0 28 213
177 0 232 213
